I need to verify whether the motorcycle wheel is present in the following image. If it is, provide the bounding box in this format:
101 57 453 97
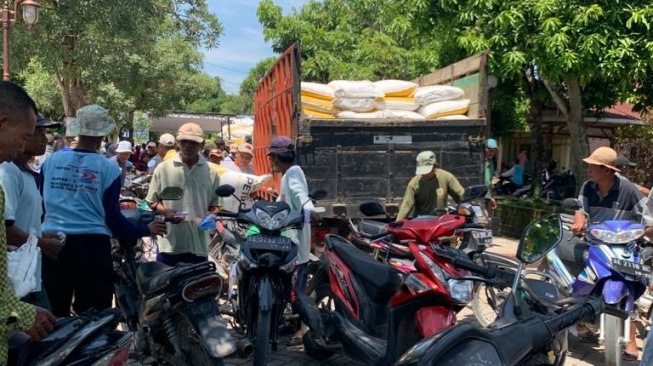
472 282 508 327
178 316 225 366
253 308 271 366
603 314 623 366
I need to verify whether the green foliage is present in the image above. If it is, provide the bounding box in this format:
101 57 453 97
257 0 442 82
614 125 653 188
185 76 228 113
18 59 63 119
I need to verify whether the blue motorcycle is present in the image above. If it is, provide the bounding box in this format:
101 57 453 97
542 199 650 365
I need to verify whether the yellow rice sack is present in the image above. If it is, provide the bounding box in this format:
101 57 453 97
374 80 418 97
302 108 335 119
301 95 336 114
301 82 335 100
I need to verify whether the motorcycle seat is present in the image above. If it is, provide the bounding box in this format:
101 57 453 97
358 220 388 237
328 235 401 301
136 261 190 295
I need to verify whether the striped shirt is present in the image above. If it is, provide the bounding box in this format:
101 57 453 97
578 174 653 226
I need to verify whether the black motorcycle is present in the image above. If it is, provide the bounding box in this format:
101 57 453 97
114 186 234 366
214 184 326 366
396 214 625 366
8 309 131 366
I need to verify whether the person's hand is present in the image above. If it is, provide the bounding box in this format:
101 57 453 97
38 238 64 260
148 221 168 237
570 222 585 234
490 198 497 209
25 307 56 341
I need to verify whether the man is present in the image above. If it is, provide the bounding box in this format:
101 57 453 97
110 140 133 187
0 81 56 365
616 154 650 196
208 148 223 165
60 129 77 152
569 146 651 360
40 104 166 317
145 141 157 157
148 133 176 174
202 143 216 160
0 115 63 310
267 135 318 345
52 132 64 152
223 142 237 163
215 138 227 158
221 142 254 174
146 123 221 266
396 151 465 220
33 123 54 169
484 138 498 215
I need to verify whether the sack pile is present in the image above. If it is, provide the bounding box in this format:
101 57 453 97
301 80 470 120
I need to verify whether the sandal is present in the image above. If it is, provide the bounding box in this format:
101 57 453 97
622 350 638 361
287 336 303 346
576 333 599 344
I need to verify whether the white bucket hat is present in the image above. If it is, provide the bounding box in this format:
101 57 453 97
67 105 116 137
115 140 132 153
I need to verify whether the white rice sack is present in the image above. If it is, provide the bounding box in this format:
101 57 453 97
301 82 335 100
435 115 470 120
383 110 426 120
333 97 377 112
418 99 470 119
337 111 384 119
220 172 273 212
375 97 420 111
374 80 418 97
328 80 384 98
414 85 465 105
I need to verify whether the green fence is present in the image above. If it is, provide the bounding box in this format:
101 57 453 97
493 198 573 239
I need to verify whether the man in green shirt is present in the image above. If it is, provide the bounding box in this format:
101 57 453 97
397 151 465 220
0 81 56 364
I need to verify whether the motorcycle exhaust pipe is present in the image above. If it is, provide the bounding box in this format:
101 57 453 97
236 338 254 358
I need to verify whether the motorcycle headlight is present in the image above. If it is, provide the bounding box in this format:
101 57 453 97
447 278 473 303
255 209 289 231
590 229 645 244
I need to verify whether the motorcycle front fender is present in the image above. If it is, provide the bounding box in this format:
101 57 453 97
603 279 626 305
181 298 235 358
258 275 274 313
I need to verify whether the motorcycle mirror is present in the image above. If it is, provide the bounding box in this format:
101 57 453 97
308 188 327 201
215 184 236 197
359 201 386 217
462 185 488 203
517 214 563 264
160 186 183 200
562 198 581 210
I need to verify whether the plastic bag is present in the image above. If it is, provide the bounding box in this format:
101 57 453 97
198 215 217 231
7 233 39 298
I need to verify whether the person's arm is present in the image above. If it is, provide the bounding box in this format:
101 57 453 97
397 178 418 220
448 175 465 204
286 169 313 212
571 182 589 233
103 175 150 240
500 167 515 178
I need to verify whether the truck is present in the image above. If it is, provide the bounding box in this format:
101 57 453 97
252 43 491 235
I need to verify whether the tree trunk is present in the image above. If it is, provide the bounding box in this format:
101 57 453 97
565 77 589 188
521 67 545 198
56 73 87 118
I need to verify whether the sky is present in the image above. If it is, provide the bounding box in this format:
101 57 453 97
202 0 309 94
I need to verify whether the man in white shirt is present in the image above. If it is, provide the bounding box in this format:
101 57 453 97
110 140 132 187
221 142 254 174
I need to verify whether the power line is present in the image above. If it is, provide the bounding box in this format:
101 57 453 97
203 61 250 75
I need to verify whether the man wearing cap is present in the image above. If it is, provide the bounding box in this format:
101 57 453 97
570 146 652 359
110 140 133 187
221 142 254 174
223 142 237 163
484 138 499 215
40 104 167 316
397 151 465 221
146 122 222 266
616 155 650 196
0 114 63 309
34 123 55 169
148 133 176 174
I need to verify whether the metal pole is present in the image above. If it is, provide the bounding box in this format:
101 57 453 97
2 1 10 81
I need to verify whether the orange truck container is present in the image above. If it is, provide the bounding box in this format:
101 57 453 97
254 43 490 233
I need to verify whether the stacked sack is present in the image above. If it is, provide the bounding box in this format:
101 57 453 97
300 79 469 120
301 82 337 118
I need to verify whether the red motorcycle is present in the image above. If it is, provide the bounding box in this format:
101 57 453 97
296 187 502 365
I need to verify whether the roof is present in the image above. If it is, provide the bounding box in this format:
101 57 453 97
150 113 252 133
541 103 646 127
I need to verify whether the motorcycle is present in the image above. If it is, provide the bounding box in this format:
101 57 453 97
8 308 131 366
540 198 649 365
396 213 628 366
113 186 234 366
214 184 327 366
295 197 510 365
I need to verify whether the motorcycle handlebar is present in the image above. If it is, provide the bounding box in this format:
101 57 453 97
452 257 498 279
215 211 239 218
544 297 603 335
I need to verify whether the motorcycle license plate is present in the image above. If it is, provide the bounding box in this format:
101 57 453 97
611 258 652 278
247 235 292 252
471 229 492 245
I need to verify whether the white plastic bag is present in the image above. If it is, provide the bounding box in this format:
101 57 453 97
7 233 39 298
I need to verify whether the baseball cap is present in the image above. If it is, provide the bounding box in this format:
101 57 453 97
36 113 61 128
68 105 116 137
616 155 637 168
146 141 156 148
177 122 204 143
115 140 132 153
237 143 253 156
486 138 498 149
158 133 176 147
583 146 619 172
229 143 238 153
415 151 437 175
267 136 294 155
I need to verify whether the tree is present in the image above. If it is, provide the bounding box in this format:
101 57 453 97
183 76 228 113
10 0 222 117
419 0 653 184
257 0 443 82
